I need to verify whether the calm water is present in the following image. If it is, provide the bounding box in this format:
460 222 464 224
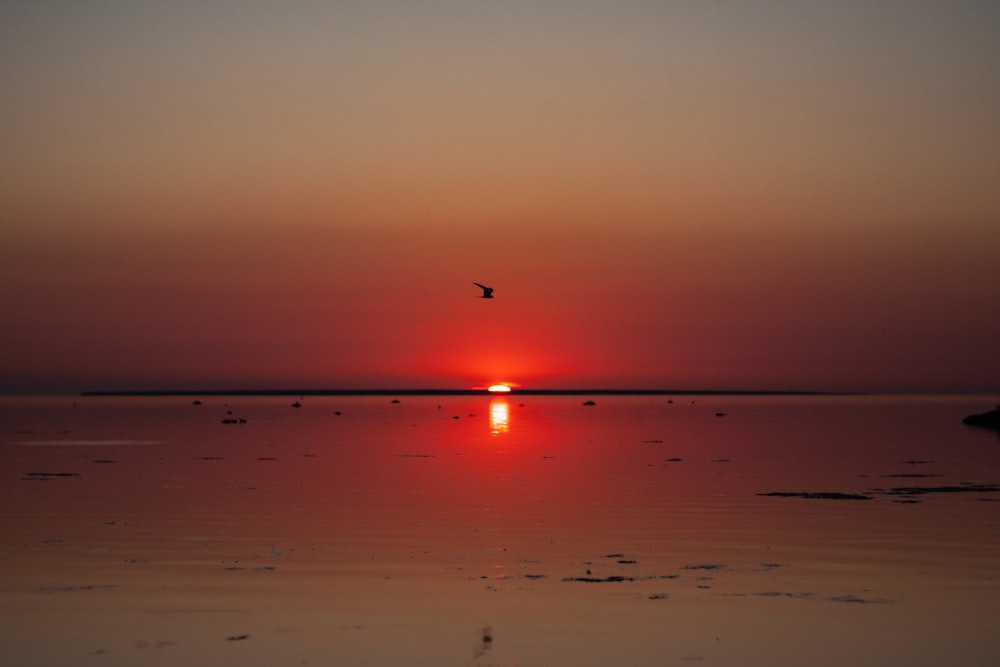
1 393 999 666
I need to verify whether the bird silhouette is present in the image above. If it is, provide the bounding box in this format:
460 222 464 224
473 282 494 299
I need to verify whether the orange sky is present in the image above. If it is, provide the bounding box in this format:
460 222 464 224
2 2 999 393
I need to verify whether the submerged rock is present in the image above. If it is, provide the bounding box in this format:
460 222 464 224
962 407 1000 432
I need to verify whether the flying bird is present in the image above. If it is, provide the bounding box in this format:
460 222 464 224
473 282 494 299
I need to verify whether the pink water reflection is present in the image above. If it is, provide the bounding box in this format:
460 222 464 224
1 394 999 666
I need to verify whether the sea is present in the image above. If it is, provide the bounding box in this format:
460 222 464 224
1 393 998 667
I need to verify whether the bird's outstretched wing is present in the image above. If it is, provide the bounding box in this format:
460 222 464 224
473 282 494 298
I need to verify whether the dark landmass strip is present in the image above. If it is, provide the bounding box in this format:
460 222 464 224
82 388 837 397
760 484 1000 501
962 407 1000 431
758 491 874 500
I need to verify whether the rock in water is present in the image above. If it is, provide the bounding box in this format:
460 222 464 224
962 407 1000 432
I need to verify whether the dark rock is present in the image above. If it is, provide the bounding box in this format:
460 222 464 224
582 400 596 406
962 407 1000 431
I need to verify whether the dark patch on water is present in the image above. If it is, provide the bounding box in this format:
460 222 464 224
472 626 493 660
879 473 941 478
36 584 117 593
135 640 178 649
758 491 873 500
23 472 80 480
880 483 1000 496
563 573 682 583
827 594 892 604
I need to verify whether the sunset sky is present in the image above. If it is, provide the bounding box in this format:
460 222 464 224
2 1 998 394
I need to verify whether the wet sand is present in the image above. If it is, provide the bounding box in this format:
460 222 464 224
2 394 999 666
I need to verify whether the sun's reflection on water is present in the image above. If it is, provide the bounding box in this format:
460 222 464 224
489 399 510 435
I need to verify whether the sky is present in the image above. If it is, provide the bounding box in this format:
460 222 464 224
2 1 999 394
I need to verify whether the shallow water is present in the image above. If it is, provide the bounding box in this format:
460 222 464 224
1 394 999 666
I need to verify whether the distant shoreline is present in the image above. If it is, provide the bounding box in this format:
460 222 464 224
81 388 836 397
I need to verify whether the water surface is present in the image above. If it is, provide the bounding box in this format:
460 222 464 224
1 394 998 666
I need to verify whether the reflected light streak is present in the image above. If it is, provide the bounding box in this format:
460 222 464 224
489 399 510 435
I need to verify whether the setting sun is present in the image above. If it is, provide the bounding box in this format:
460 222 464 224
487 384 512 393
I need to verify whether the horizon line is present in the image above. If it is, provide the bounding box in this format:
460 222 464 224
80 388 844 397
